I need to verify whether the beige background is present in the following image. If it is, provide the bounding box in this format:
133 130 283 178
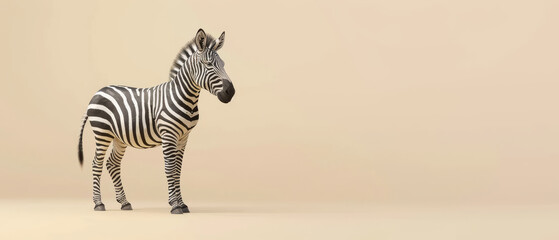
1 0 559 204
0 0 559 238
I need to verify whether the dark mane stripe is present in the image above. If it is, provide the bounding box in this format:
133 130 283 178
169 35 215 81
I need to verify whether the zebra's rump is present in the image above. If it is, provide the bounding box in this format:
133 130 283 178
87 85 162 149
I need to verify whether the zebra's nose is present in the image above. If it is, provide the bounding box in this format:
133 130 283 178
217 80 235 103
225 85 235 96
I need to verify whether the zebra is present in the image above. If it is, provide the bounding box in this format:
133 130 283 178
77 29 235 214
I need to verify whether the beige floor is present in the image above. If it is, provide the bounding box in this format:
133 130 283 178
1 199 558 239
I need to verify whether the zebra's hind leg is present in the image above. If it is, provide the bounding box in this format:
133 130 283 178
92 136 112 211
106 139 132 210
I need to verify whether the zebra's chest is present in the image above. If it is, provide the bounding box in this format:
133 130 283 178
157 108 199 132
177 110 199 130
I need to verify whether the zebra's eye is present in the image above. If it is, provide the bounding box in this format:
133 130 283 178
202 56 213 65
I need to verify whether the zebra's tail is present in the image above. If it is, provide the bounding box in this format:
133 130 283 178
78 114 88 168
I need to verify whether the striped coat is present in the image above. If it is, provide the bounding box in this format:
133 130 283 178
78 29 235 214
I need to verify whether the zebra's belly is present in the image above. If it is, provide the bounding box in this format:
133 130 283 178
90 119 163 149
87 111 164 149
119 131 163 149
88 110 197 149
117 118 166 148
114 117 197 149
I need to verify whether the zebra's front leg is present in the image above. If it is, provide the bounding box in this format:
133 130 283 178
162 133 183 214
175 138 189 213
106 139 132 210
92 140 111 211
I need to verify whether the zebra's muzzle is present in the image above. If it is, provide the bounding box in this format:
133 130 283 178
217 80 235 103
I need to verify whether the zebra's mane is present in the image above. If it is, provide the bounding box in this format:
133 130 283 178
169 35 216 81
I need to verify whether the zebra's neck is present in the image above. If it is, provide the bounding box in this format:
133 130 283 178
169 61 201 108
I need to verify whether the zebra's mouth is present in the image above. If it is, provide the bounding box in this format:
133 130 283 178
218 91 234 103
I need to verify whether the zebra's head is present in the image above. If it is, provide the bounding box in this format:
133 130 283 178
192 29 235 103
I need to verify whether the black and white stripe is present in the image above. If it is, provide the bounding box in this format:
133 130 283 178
77 29 235 214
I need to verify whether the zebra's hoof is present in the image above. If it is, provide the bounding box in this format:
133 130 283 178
121 203 133 210
181 205 190 213
171 206 183 214
94 204 105 211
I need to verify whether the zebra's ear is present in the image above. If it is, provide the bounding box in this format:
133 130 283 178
195 28 207 51
213 31 225 51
